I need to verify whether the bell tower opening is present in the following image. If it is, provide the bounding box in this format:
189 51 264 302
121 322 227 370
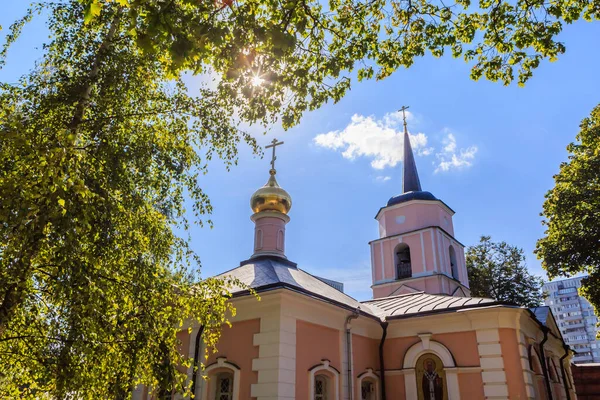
394 243 412 280
449 245 459 280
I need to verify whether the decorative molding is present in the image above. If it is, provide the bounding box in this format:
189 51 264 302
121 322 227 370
402 340 460 400
202 357 241 400
356 368 380 400
418 333 432 349
309 359 340 400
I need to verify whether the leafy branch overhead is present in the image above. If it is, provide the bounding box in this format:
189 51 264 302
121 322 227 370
69 0 599 129
0 0 597 397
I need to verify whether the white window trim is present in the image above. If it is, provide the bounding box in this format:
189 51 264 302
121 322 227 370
402 336 460 400
202 357 240 400
309 359 340 400
356 368 380 400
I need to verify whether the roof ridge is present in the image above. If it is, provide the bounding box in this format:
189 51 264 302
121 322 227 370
361 291 427 303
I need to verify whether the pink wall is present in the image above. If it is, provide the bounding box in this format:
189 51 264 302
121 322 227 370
499 328 528 399
207 319 260 400
458 372 485 398
176 330 191 374
378 203 454 238
253 215 286 256
384 374 405 400
432 331 479 366
383 337 420 369
296 320 342 399
352 334 380 376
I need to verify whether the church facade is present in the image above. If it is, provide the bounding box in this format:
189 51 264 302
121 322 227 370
137 126 576 400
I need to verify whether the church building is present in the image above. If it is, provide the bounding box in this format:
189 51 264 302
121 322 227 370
138 117 577 400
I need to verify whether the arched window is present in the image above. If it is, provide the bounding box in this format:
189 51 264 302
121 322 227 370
448 245 459 280
309 360 339 400
215 372 234 400
277 229 284 251
202 357 240 400
394 243 412 279
361 379 376 400
255 229 263 250
357 369 380 400
314 375 329 400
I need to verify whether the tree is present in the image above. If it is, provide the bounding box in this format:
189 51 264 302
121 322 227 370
0 0 597 397
536 104 600 318
466 236 544 307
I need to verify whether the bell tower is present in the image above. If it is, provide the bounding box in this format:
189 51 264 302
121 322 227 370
369 107 471 299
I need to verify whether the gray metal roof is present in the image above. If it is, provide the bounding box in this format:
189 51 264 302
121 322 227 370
216 256 381 318
361 292 497 319
217 257 500 321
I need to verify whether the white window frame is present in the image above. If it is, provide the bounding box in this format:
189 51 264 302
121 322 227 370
308 359 340 400
202 357 240 400
356 368 380 400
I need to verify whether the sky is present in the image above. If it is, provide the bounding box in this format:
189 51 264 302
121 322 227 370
2 5 600 301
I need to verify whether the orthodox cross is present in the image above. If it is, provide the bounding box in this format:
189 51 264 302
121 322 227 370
265 138 284 171
399 105 410 131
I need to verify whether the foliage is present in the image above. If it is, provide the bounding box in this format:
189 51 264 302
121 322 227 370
0 0 598 396
0 3 253 399
536 104 600 319
466 236 544 307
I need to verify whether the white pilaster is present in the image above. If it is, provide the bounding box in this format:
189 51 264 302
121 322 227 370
251 306 296 400
476 328 509 399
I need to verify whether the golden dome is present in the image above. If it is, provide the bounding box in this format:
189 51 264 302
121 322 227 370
250 170 292 214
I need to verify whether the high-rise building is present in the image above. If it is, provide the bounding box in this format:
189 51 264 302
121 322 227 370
544 277 600 364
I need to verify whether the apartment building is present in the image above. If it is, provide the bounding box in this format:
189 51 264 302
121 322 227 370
544 276 600 364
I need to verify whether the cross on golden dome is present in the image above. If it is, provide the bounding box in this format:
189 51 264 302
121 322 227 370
265 138 284 172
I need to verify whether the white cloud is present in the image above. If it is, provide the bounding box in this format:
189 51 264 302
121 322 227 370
313 112 431 170
375 176 392 182
435 132 478 173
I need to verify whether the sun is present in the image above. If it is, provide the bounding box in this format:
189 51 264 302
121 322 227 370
251 75 265 87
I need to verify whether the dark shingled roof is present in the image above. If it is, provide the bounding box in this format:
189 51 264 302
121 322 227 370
216 256 382 318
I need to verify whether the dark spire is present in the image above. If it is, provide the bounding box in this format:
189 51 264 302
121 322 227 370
400 106 422 193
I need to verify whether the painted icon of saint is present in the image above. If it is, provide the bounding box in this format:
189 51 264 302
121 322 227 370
421 358 444 400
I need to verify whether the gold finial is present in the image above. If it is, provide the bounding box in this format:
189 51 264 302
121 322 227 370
399 105 409 133
265 138 284 174
250 138 292 214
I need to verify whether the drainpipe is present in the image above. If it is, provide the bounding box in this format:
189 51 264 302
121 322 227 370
539 327 554 400
560 345 571 400
346 311 360 400
379 321 389 400
190 325 205 399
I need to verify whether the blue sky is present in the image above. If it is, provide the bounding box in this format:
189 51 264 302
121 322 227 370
2 5 600 301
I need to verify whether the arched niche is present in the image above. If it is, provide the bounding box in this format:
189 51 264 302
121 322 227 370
402 338 460 400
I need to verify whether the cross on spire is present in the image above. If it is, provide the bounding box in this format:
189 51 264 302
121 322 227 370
265 138 284 172
398 105 422 193
399 105 410 133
